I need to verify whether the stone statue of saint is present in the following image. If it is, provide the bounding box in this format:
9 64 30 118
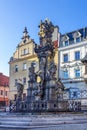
55 79 64 100
37 57 46 84
16 79 24 101
28 63 37 83
38 19 54 47
48 61 57 80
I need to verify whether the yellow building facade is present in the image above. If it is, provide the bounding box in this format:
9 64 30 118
9 26 59 101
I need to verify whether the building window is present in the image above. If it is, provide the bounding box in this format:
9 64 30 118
14 94 17 101
65 40 69 46
23 63 27 70
23 39 26 43
73 91 77 97
24 49 27 54
28 48 29 53
31 61 36 67
15 79 17 86
75 51 80 60
63 54 68 62
63 71 68 79
75 69 80 78
1 90 3 95
5 91 7 96
23 49 28 55
76 37 80 43
15 65 18 72
23 77 26 84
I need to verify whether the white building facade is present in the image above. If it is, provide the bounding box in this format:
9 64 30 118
59 28 87 99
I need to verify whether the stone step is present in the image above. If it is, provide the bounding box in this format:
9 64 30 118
0 118 32 122
0 117 87 126
0 124 32 129
0 120 87 130
0 113 87 129
0 121 31 126
0 115 87 121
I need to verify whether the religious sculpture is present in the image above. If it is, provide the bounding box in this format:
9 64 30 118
15 19 81 112
28 63 37 88
16 79 24 101
27 19 64 102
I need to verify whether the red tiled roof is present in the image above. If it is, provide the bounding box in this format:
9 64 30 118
0 73 9 86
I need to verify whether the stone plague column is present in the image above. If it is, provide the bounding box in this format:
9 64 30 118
27 19 65 112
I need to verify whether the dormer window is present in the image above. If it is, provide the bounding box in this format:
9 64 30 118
65 40 69 46
62 35 69 47
76 37 81 43
73 31 81 43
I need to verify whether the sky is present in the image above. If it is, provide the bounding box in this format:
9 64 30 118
0 0 87 76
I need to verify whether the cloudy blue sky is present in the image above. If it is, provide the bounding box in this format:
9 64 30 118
0 0 87 76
